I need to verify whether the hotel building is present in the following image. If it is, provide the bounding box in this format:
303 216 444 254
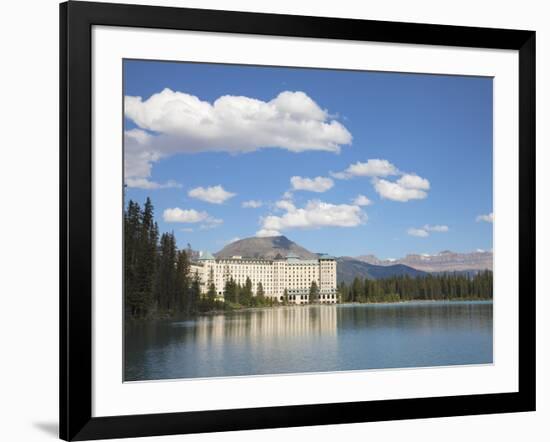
189 253 338 304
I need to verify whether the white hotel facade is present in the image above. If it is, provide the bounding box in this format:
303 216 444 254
190 253 338 304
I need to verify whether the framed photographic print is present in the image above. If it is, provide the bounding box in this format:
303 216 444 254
60 1 536 440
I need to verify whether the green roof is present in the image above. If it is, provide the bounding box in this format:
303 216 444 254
318 254 335 260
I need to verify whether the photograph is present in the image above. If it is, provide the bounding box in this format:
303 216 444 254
123 60 494 382
1 0 542 440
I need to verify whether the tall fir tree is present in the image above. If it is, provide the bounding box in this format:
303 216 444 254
206 267 217 307
189 270 201 314
223 278 236 304
124 198 158 317
175 250 190 314
256 282 266 305
155 232 177 312
135 198 158 316
124 200 141 317
241 277 253 306
309 280 319 303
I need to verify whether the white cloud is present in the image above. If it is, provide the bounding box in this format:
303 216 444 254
125 126 151 146
476 213 494 223
407 224 449 237
188 185 236 204
124 89 352 182
227 237 241 244
374 178 429 202
163 208 223 230
124 128 165 185
275 200 296 212
331 159 431 202
397 174 430 191
407 228 429 237
353 194 372 206
290 176 334 193
125 178 181 190
180 227 194 233
331 159 398 180
424 224 449 232
163 208 210 223
257 199 366 236
242 200 263 208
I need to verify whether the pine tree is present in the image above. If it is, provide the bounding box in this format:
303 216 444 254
309 280 319 303
351 277 363 303
155 232 178 312
124 200 142 317
224 278 236 303
175 250 190 314
206 267 217 307
125 198 159 317
241 277 253 306
256 282 266 306
189 270 201 314
338 281 349 303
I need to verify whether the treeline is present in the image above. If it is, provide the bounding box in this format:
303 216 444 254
222 278 277 308
338 271 493 303
125 198 204 318
124 198 278 319
221 279 320 307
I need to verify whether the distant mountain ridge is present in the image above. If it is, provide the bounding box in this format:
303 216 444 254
356 250 493 273
214 236 426 284
336 257 427 284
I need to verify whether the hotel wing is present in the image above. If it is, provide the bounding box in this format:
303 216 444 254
190 253 338 304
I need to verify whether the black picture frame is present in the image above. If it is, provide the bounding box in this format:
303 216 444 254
60 1 536 440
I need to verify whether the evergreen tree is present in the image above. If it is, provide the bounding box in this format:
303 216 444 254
175 250 190 314
155 232 177 312
338 281 349 303
241 277 253 306
224 278 237 303
206 267 217 307
256 282 266 306
125 197 159 317
189 270 201 314
234 281 241 305
124 200 142 317
351 277 363 303
309 280 319 303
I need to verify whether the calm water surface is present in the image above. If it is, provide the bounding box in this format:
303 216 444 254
125 301 492 381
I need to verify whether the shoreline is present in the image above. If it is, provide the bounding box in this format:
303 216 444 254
126 298 493 322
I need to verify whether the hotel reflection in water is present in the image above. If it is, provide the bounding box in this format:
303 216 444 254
194 305 338 344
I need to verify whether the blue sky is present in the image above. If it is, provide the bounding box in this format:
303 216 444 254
123 60 493 259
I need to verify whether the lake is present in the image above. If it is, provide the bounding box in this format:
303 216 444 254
124 301 493 381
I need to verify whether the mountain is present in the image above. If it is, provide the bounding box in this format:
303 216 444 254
336 257 427 285
214 236 425 283
215 235 318 260
356 250 493 273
